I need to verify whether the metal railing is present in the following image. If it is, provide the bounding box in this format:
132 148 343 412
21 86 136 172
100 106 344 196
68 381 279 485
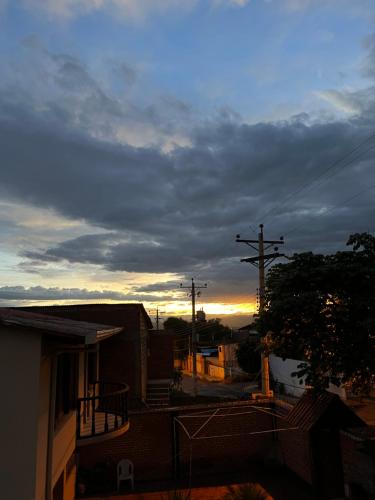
77 381 129 440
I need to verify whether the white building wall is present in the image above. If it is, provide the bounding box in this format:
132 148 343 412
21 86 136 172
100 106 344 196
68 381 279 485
269 354 346 399
0 326 42 500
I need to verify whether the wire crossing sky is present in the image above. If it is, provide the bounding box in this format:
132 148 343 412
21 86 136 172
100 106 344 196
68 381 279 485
0 0 375 324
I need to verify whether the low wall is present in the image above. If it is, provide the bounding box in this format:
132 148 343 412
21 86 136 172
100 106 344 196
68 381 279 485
78 401 275 484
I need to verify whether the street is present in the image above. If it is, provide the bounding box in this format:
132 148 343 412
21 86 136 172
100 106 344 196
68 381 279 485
181 374 258 399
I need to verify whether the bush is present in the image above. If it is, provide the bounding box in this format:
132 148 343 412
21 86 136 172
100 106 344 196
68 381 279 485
223 483 273 500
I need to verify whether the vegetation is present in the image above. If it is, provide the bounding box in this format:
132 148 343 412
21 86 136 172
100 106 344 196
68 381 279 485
164 316 190 332
171 368 183 391
164 316 232 344
257 233 375 393
236 338 261 375
223 483 272 500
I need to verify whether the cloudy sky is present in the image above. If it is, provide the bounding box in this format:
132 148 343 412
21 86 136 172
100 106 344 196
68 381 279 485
1 0 375 325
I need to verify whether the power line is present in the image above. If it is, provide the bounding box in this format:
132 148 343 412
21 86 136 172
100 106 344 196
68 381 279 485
284 182 375 238
258 131 375 225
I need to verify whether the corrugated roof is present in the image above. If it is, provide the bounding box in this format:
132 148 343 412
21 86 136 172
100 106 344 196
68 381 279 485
287 390 365 431
0 308 123 344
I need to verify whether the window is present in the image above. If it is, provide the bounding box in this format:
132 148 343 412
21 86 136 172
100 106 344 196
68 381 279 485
55 353 78 425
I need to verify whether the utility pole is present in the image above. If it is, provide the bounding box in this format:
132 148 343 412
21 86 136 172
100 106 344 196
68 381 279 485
180 278 207 397
236 224 284 397
149 306 164 331
155 306 164 331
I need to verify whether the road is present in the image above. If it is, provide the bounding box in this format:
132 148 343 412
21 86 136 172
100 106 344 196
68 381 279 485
181 375 258 399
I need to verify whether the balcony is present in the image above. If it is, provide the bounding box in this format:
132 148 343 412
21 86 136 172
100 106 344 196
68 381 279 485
77 381 129 445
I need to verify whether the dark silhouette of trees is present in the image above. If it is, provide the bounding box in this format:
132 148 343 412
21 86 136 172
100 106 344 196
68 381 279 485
236 338 261 375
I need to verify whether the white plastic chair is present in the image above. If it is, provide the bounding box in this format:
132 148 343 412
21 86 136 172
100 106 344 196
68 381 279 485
117 459 134 491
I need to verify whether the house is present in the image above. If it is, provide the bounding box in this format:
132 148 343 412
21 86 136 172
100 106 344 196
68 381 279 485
17 304 153 406
235 323 260 343
0 308 130 500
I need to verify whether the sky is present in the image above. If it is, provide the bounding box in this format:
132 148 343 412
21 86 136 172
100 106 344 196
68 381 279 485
1 0 375 327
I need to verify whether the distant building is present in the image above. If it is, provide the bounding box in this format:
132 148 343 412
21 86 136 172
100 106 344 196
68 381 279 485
196 308 206 322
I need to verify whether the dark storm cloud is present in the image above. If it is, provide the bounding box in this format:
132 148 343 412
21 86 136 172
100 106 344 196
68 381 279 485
1 42 375 296
0 285 175 302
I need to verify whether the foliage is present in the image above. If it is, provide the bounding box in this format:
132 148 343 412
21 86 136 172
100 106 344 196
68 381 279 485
164 316 190 332
171 368 183 391
223 483 272 500
164 316 232 345
257 233 375 393
236 338 261 375
196 318 232 343
163 489 193 500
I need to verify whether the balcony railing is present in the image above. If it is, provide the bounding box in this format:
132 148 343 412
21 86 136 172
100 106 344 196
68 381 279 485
77 381 129 442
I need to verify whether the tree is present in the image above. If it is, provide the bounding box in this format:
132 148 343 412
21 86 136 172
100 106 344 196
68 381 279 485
164 316 232 345
196 318 232 344
236 338 261 375
257 233 375 393
163 316 190 332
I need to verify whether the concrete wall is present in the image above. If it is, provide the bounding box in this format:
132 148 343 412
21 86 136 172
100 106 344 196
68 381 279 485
35 357 51 500
0 326 42 500
269 355 346 399
208 362 225 379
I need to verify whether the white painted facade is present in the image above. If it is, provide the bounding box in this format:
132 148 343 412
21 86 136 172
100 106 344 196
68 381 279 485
0 326 42 500
0 325 85 500
269 354 346 399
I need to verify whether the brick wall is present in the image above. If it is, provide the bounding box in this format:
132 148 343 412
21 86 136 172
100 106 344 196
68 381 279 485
148 332 175 380
78 402 275 483
99 336 141 404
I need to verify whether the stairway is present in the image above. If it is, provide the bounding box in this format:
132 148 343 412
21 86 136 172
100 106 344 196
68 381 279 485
146 379 171 407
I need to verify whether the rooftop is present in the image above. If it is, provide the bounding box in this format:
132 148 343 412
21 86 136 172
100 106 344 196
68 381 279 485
16 303 153 330
0 308 123 344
